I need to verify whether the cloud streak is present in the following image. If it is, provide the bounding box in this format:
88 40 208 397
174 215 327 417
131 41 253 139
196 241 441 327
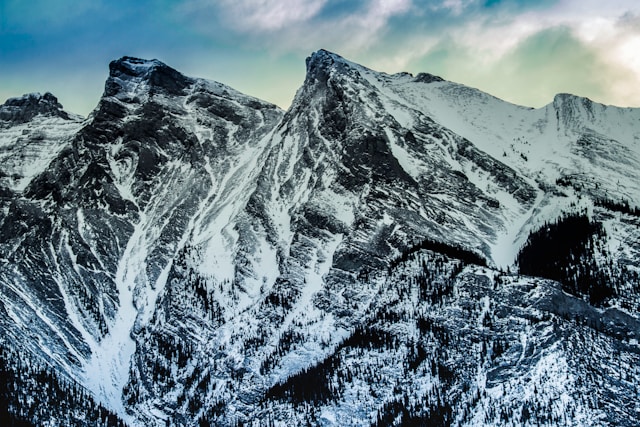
178 0 413 53
435 0 640 106
216 0 328 31
179 0 640 107
2 0 640 115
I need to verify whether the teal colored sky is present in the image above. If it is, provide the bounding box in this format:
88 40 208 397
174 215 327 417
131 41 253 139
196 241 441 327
2 0 640 116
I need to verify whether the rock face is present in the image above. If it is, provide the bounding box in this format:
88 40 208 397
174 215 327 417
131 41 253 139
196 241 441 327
0 92 84 193
0 92 72 123
0 57 283 421
1 51 640 426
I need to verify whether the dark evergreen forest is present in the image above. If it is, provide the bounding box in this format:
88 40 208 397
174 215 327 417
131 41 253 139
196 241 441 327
517 213 616 305
0 343 127 427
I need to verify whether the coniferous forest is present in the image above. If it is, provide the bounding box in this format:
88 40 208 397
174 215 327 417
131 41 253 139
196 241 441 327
0 343 127 427
516 212 635 306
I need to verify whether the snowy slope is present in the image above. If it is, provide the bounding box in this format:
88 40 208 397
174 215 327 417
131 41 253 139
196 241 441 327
0 92 84 192
0 57 283 422
122 50 640 426
0 51 639 427
364 70 640 265
257 250 640 426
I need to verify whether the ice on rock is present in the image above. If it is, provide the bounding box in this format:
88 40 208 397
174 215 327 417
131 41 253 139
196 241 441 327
1 50 639 426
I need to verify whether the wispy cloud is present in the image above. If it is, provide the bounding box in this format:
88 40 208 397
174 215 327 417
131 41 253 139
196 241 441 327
311 0 413 51
432 0 640 105
177 0 413 52
2 0 640 114
435 0 477 15
216 0 329 31
167 0 640 107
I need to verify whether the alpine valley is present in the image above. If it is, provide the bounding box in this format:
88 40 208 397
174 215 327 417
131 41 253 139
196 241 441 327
1 50 640 426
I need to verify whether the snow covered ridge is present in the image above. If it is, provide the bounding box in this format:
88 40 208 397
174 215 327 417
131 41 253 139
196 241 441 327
0 91 78 124
0 50 639 426
0 92 84 192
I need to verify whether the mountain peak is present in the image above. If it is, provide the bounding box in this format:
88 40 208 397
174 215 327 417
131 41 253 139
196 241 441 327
551 92 599 126
0 92 71 123
306 49 341 64
105 56 194 99
304 49 361 83
413 72 445 84
3 49 640 427
109 56 166 77
552 92 594 107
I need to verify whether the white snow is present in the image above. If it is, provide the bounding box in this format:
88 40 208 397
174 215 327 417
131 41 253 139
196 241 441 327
3 51 640 427
83 211 147 417
0 116 83 191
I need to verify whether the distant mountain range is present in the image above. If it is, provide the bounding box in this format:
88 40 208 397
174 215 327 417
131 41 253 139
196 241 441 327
1 50 639 426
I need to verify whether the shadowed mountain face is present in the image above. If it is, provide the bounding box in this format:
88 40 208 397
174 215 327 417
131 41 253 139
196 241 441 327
1 51 639 426
0 92 72 124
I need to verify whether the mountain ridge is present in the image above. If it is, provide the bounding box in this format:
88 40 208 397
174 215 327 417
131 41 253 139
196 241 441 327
0 50 639 426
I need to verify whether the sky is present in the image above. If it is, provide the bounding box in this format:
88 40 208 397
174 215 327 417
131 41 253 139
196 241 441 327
1 0 640 116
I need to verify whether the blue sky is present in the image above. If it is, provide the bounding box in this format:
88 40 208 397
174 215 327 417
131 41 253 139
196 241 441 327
2 0 639 115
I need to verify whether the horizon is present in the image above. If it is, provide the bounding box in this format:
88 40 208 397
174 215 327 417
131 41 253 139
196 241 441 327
2 1 640 116
2 48 632 118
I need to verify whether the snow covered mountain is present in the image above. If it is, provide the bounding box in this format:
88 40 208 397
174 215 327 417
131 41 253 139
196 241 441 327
0 92 84 193
1 50 639 426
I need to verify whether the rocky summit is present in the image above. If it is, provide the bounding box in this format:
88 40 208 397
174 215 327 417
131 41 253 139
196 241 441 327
0 50 639 426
